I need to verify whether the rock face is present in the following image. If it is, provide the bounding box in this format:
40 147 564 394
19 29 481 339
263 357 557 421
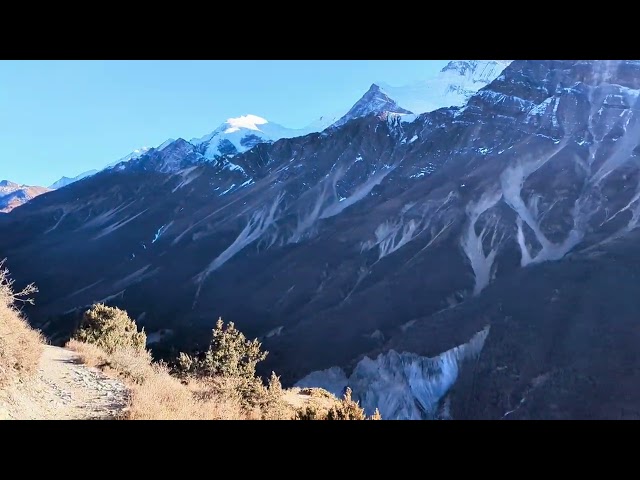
0 180 50 213
4 60 640 419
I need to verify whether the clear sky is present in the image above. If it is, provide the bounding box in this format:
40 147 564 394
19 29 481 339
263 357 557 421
0 60 449 186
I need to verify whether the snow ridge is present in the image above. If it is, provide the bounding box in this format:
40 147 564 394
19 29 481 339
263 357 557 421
378 60 513 114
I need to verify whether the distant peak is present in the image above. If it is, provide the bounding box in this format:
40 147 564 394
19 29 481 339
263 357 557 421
331 82 412 128
0 180 17 187
157 138 176 151
224 114 269 134
156 138 194 154
362 83 394 100
441 60 513 75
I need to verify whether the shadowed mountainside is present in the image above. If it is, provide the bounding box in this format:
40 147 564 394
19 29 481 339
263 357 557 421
4 60 640 418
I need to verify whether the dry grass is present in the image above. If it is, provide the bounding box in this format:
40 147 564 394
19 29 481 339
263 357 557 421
0 264 44 388
298 387 336 399
66 339 341 420
67 338 380 420
67 339 247 420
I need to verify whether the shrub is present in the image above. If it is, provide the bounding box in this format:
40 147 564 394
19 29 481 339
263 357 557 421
326 388 367 420
73 303 146 354
177 318 267 379
295 404 325 420
369 408 382 420
175 318 295 414
259 372 296 420
295 388 382 420
0 261 43 388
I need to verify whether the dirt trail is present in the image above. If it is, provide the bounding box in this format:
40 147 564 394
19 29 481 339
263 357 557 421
0 345 128 420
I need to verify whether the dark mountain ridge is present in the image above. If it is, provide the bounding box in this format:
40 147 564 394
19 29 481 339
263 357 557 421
3 60 640 418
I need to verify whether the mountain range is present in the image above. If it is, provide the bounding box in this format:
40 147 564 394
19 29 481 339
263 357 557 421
9 60 640 419
41 60 510 190
0 181 50 213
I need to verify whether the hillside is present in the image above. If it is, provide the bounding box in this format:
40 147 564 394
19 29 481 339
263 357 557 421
0 264 374 420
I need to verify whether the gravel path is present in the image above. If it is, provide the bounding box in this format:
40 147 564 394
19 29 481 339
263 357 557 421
0 345 129 420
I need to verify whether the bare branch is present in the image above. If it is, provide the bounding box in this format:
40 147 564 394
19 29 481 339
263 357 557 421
0 258 38 306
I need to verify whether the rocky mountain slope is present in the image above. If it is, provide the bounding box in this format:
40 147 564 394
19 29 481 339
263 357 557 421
0 180 50 213
5 60 640 419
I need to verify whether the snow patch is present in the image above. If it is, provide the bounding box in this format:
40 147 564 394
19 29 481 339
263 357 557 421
152 222 172 244
410 163 437 179
220 184 236 196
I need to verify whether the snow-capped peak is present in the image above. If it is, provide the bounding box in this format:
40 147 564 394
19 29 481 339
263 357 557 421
175 60 511 169
190 115 314 160
223 114 269 134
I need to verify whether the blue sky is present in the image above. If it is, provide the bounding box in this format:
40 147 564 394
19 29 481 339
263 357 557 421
0 60 449 186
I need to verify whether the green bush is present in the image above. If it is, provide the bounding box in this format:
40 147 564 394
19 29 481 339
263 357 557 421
177 318 267 379
73 303 146 354
176 318 275 411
